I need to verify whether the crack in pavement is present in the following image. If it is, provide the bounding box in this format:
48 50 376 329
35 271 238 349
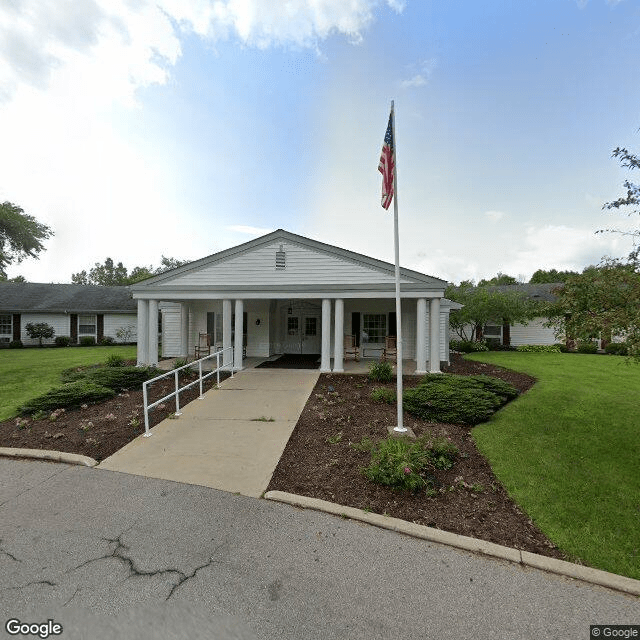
8 579 57 591
0 464 70 508
68 529 230 602
0 538 21 563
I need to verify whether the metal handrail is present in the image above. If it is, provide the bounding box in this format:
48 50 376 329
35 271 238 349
142 347 235 437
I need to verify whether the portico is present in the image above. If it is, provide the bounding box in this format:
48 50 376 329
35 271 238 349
131 230 455 373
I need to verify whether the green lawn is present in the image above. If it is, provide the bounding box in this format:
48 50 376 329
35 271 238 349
0 346 137 420
468 351 640 580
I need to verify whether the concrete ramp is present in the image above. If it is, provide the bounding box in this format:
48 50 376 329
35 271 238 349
97 368 319 497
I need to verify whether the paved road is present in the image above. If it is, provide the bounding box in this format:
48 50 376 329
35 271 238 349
0 459 637 639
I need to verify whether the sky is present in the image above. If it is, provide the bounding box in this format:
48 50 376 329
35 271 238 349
1 0 640 285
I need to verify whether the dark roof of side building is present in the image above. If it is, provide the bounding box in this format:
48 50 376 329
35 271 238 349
489 282 563 303
0 283 136 313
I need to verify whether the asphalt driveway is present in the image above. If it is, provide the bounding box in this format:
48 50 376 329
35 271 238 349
0 458 637 639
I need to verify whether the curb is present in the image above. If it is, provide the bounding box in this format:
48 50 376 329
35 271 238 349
0 447 98 468
264 490 640 598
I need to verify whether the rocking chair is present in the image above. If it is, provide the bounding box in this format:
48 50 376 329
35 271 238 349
344 335 360 361
194 332 211 358
383 335 397 361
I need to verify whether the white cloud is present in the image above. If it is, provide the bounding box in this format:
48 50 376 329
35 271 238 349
484 210 505 223
400 58 436 90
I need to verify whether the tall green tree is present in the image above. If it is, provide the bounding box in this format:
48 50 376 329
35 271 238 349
600 147 640 262
477 272 519 287
71 255 189 286
0 202 53 277
545 261 640 357
446 282 538 341
529 268 578 284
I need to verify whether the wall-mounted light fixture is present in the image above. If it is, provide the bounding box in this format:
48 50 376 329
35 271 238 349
255 318 261 326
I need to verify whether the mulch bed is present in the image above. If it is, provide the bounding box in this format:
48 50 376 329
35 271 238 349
267 354 565 559
0 368 229 462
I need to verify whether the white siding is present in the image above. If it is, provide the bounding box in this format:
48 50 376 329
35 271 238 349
158 241 413 287
510 317 558 346
160 302 182 357
103 314 137 342
20 313 70 345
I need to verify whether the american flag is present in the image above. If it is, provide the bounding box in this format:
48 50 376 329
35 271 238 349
378 111 394 210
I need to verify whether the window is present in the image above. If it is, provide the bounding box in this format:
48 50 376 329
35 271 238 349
304 317 317 336
287 317 299 336
484 323 502 345
78 314 96 336
362 314 387 344
0 314 11 335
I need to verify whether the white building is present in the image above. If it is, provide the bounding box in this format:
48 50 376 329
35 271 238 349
131 229 458 373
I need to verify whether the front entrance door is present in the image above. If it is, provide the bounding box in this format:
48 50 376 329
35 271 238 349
284 315 320 353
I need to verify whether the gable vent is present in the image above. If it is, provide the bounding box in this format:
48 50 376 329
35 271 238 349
275 245 286 270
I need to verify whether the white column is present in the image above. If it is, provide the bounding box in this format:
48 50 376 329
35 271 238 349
180 303 189 357
333 298 344 373
148 299 159 366
223 299 232 369
137 299 149 366
320 298 331 372
429 297 441 373
415 298 428 374
234 299 244 370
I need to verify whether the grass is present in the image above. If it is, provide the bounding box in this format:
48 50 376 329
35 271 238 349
468 351 640 580
0 346 137 421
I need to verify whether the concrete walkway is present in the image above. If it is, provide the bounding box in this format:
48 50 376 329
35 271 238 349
97 368 319 497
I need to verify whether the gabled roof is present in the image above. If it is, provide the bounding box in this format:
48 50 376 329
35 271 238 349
0 283 136 313
130 229 448 293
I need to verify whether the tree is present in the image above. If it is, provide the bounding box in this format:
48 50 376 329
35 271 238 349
25 322 55 347
600 147 640 262
529 268 578 284
477 272 519 287
71 255 189 286
0 202 53 277
446 282 538 341
545 261 640 357
0 274 27 283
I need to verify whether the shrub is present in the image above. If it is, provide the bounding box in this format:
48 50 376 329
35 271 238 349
173 358 189 369
362 437 433 492
554 342 569 353
79 336 96 346
84 366 157 390
418 373 519 401
55 336 71 347
25 322 55 347
404 382 505 425
368 360 393 383
450 339 489 353
99 336 115 346
605 342 628 356
18 381 115 415
426 436 459 470
516 344 561 353
105 354 125 367
487 342 516 351
370 388 396 404
8 340 23 349
577 341 598 354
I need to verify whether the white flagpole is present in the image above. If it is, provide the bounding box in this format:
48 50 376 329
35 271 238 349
390 100 406 433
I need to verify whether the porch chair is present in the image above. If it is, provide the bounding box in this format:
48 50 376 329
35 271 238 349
344 335 360 361
383 335 397 361
194 332 211 358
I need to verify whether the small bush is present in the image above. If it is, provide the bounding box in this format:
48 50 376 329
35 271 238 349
99 336 115 346
370 388 396 404
18 381 115 415
79 336 96 346
450 339 489 353
362 437 432 492
577 341 598 354
487 342 516 351
173 358 189 369
426 437 459 470
9 340 23 349
554 342 569 353
418 373 519 401
605 342 628 356
55 336 71 347
516 344 561 353
85 366 157 390
368 360 393 383
105 354 125 367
